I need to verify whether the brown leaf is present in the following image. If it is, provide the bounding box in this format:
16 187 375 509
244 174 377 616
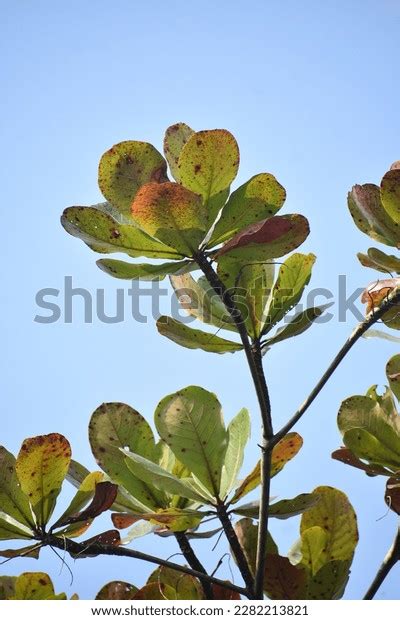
57 482 118 527
211 583 241 599
111 513 141 529
332 447 392 477
361 278 400 313
96 581 138 600
263 554 307 599
217 216 293 256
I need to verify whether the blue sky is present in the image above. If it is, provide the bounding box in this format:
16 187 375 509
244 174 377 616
1 0 400 600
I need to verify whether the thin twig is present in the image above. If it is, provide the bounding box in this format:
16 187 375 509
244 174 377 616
44 534 248 596
274 287 400 446
364 525 400 599
174 532 214 599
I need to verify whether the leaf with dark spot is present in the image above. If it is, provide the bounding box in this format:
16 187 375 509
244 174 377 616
96 581 138 600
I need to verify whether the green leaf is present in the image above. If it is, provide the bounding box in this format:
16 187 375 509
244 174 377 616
12 572 66 600
97 258 194 280
96 581 138 600
220 408 251 499
358 247 400 274
235 262 275 339
338 395 400 471
98 141 168 216
363 329 400 344
123 450 209 503
156 316 243 354
299 486 358 574
381 169 400 224
234 494 320 520
216 215 310 268
131 508 205 532
262 304 332 349
210 173 286 246
177 129 239 212
0 447 35 529
15 434 71 527
230 432 303 503
154 386 228 497
131 182 208 256
146 567 203 600
89 403 166 512
348 184 400 247
62 206 184 260
0 576 16 599
261 253 316 335
304 559 351 600
0 513 34 540
54 471 104 528
170 273 236 333
163 123 194 182
386 354 400 402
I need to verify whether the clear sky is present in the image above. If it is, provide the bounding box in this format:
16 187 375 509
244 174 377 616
1 0 400 600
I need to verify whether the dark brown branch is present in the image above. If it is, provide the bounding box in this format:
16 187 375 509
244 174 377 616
216 503 255 598
274 287 400 446
44 534 248 596
364 525 400 599
174 532 214 599
195 251 273 598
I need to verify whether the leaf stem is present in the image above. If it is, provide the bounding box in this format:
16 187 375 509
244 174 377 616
274 287 400 446
363 524 400 599
174 532 214 599
45 534 248 596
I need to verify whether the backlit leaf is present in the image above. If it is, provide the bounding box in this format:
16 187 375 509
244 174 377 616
96 581 138 600
16 434 71 527
147 566 203 600
262 304 332 349
13 573 66 600
261 253 316 335
123 450 209 503
210 173 286 246
97 258 194 280
338 395 400 471
0 447 34 529
154 386 228 497
98 141 168 215
62 206 184 260
386 354 400 403
358 247 400 274
163 123 194 182
156 316 242 354
216 215 310 264
230 433 303 503
299 486 358 574
131 182 208 256
178 129 239 213
381 169 400 224
348 184 400 247
89 403 166 512
220 408 251 499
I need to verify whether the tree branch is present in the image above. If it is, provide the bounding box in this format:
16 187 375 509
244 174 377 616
174 532 214 599
44 534 248 596
274 288 400 446
194 251 273 598
364 525 400 599
216 502 255 597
